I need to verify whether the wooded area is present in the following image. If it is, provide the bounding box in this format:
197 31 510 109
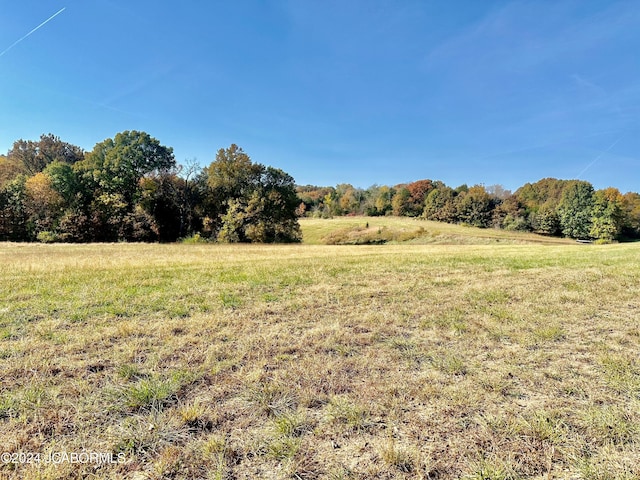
0 133 300 243
298 179 640 242
1 132 638 243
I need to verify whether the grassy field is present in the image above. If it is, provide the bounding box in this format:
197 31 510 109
1 218 639 479
298 217 575 246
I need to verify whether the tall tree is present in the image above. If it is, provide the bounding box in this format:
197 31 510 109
7 134 83 175
391 187 411 216
622 192 640 238
455 185 494 228
74 131 175 241
406 179 434 216
590 188 625 242
242 167 302 243
0 154 24 188
372 185 393 216
0 175 28 241
557 181 595 239
205 145 301 243
24 172 65 237
78 130 175 205
205 144 261 201
423 186 457 222
492 195 529 231
531 202 561 236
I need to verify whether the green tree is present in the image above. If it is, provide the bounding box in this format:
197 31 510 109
205 144 261 200
75 131 175 241
515 178 569 213
423 186 457 222
622 192 640 238
492 195 529 231
557 181 595 239
531 202 561 235
139 173 184 242
0 175 28 241
43 161 82 207
391 187 411 216
373 185 393 216
590 188 625 242
205 145 301 243
455 185 494 227
242 167 302 242
78 130 175 205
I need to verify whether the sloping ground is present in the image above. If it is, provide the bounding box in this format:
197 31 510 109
299 216 575 246
0 242 638 479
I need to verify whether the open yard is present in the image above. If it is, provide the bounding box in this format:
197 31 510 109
1 219 639 479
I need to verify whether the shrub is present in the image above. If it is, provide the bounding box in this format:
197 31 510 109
36 230 59 243
181 232 207 244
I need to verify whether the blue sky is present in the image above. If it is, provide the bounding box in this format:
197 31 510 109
1 0 638 192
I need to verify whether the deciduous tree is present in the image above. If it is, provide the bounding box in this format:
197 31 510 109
557 181 594 239
590 187 625 242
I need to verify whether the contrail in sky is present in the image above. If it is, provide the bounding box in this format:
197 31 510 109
0 7 66 58
576 135 624 179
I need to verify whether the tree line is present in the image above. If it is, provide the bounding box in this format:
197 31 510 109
1 132 638 243
0 132 301 243
297 179 640 242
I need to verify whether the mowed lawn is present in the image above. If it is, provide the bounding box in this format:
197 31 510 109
1 225 639 479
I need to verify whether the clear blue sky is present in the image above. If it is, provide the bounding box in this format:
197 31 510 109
1 0 638 192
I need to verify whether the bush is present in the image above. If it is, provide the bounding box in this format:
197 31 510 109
36 231 59 243
181 232 207 244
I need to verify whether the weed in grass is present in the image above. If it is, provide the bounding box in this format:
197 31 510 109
111 412 191 458
0 394 17 419
262 292 279 302
272 413 313 437
582 406 638 445
433 307 469 334
245 382 297 417
326 397 372 432
429 351 468 375
177 401 211 431
201 434 227 458
117 364 146 381
599 353 640 396
479 374 515 397
575 445 640 480
117 374 188 412
149 445 184 479
531 325 566 343
266 435 301 461
219 291 242 308
515 410 568 444
20 385 48 410
464 457 520 480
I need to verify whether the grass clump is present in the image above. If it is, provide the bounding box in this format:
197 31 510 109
326 397 373 432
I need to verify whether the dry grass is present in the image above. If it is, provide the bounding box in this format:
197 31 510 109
299 216 575 245
0 224 639 478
